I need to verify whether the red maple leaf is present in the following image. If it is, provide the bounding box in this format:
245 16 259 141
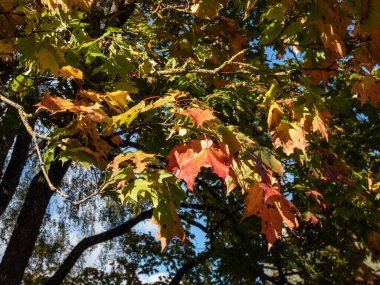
167 139 230 190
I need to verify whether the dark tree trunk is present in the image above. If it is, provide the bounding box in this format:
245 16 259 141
0 108 19 176
0 160 70 285
0 124 33 217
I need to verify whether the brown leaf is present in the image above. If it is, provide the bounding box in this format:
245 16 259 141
306 190 327 209
35 94 77 113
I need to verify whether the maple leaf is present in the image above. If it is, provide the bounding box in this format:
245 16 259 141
306 190 327 209
35 94 107 121
181 108 217 127
110 151 155 174
191 0 227 20
309 149 352 185
312 107 330 140
167 139 231 190
151 202 188 250
41 0 93 13
272 122 306 155
243 182 300 249
58 65 84 79
267 102 284 131
35 94 77 113
314 2 348 58
105 91 132 111
354 1 380 64
352 76 380 107
34 46 63 76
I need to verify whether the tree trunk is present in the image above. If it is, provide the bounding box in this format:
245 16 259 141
0 124 33 217
0 160 70 285
0 107 19 177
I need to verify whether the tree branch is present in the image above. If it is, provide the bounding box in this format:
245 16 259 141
156 49 248 76
179 215 208 233
0 94 112 206
45 209 153 285
168 250 212 285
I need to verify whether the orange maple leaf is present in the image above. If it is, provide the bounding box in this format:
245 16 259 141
267 102 284 131
243 182 300 249
352 76 380 107
272 122 306 155
181 108 217 126
35 94 107 121
167 139 231 190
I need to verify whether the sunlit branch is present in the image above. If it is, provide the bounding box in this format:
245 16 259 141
156 48 249 76
0 93 109 206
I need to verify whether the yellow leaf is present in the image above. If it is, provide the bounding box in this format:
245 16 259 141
59 65 84 79
41 0 93 13
105 90 132 110
191 0 228 20
267 102 284 131
272 122 306 155
35 46 63 76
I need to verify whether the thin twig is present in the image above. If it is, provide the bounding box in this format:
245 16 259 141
0 93 105 205
156 48 249 76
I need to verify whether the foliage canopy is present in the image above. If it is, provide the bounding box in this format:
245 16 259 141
0 0 379 284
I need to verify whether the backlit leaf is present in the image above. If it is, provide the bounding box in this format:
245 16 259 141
59 65 84 79
167 139 231 190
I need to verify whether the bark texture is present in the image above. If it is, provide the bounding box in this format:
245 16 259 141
0 124 33 217
0 160 70 285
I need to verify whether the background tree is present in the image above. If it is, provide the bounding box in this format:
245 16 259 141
0 0 379 284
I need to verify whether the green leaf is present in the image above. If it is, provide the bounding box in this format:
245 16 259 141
112 101 146 128
217 125 242 154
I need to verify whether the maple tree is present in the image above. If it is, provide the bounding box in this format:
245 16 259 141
0 0 379 284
